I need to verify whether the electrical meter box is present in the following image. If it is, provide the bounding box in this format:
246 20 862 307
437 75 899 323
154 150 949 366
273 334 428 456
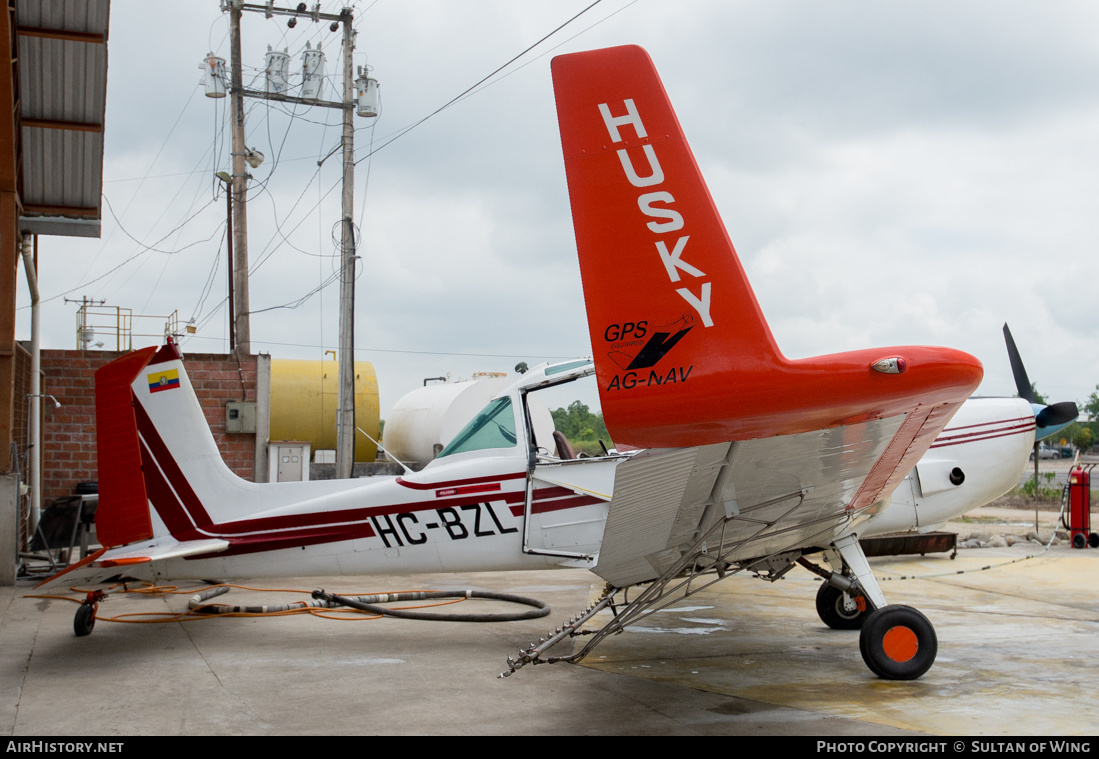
225 401 256 433
269 441 311 482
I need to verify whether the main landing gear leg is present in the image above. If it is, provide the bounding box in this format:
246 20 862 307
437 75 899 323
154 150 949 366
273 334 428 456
829 534 938 680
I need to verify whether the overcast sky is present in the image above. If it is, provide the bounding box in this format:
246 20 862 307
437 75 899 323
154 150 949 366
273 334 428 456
15 0 1099 420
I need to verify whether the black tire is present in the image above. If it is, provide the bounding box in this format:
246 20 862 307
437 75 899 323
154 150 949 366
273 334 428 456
815 583 871 630
1073 533 1087 549
74 603 96 637
859 605 936 680
1090 533 1099 549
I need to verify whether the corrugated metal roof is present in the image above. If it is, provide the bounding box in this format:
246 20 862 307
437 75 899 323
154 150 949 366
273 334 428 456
16 0 109 238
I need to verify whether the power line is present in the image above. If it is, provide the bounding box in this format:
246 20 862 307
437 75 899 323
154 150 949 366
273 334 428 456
29 195 222 307
353 0 606 165
183 332 588 362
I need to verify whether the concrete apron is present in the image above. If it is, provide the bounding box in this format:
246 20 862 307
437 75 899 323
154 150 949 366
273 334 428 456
4 542 1096 735
577 543 1099 735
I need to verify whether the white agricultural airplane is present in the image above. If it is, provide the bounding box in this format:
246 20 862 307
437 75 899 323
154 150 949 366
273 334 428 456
44 45 1020 680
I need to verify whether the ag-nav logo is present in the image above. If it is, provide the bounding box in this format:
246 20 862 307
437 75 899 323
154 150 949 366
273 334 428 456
603 314 694 392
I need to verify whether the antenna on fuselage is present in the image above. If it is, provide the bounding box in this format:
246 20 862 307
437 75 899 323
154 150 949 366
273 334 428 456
356 426 414 476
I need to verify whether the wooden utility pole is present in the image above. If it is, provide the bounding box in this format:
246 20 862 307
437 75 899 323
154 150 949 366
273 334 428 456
228 3 251 359
335 10 356 479
220 2 368 478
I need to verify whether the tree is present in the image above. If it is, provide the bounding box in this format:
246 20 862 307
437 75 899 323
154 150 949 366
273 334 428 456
1085 385 1099 422
1073 425 1093 453
551 400 612 451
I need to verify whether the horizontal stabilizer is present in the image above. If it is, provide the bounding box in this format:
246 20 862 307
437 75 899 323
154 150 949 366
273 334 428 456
35 537 229 591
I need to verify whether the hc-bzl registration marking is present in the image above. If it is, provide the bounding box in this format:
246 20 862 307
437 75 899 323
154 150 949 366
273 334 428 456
370 503 518 548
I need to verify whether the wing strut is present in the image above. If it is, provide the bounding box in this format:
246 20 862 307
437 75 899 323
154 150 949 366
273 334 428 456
501 486 841 677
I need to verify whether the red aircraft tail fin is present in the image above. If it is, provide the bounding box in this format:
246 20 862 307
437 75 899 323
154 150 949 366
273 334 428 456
552 46 982 449
553 45 778 365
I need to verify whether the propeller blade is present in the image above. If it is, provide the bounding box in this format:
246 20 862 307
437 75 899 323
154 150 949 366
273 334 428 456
1003 323 1036 403
1035 401 1079 429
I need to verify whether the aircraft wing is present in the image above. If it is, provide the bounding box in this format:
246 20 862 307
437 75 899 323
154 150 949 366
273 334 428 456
596 407 955 586
551 46 982 587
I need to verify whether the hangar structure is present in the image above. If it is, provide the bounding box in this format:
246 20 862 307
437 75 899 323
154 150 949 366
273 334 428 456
1 0 110 584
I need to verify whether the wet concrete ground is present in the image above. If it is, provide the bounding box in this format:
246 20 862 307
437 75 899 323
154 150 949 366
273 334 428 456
3 532 1096 736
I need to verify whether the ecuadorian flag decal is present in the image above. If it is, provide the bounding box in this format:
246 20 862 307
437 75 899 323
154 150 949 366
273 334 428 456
148 368 180 393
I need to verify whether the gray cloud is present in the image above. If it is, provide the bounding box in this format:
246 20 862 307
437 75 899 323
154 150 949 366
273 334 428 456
17 0 1099 418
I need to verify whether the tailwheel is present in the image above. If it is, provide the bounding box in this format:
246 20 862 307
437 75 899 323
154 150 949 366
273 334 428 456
74 590 104 637
816 583 872 630
859 605 936 680
74 603 97 637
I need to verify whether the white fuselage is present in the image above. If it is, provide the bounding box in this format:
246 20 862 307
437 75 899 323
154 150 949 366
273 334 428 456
861 396 1035 536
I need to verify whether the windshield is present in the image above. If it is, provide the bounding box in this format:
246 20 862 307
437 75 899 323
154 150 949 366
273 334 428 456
436 396 519 458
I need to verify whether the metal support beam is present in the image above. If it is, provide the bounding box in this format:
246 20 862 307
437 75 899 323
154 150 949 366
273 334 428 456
15 26 105 44
20 203 98 217
238 87 349 111
21 117 103 133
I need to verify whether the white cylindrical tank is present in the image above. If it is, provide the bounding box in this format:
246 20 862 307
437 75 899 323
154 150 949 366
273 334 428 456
301 42 326 100
265 46 290 94
383 374 554 467
201 53 227 98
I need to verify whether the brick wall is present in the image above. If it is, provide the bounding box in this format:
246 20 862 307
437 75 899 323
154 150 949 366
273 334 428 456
39 349 258 506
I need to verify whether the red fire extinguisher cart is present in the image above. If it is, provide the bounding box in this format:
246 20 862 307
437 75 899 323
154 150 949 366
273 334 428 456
1063 464 1098 549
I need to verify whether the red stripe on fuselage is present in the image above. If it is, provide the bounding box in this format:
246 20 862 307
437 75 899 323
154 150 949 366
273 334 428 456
209 529 359 558
929 428 1035 449
929 417 1035 449
397 472 526 490
135 400 214 531
139 439 209 540
509 493 606 517
937 415 1035 435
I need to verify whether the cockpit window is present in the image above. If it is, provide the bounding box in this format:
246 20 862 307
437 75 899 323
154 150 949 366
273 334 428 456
436 397 518 458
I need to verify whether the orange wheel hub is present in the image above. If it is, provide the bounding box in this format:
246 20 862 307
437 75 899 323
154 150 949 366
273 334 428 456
882 625 919 663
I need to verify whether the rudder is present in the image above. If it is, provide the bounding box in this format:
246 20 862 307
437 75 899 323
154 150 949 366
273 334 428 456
94 347 157 547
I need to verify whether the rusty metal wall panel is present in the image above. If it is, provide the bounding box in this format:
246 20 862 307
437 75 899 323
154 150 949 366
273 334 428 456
15 0 109 224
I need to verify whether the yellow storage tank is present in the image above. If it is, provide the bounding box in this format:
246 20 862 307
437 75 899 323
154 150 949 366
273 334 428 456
269 359 380 462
